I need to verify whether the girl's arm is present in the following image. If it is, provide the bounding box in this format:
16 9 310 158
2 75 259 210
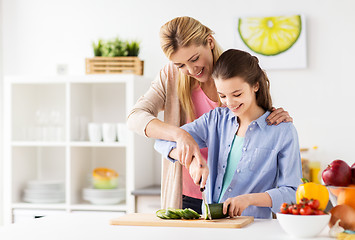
146 119 201 168
265 124 302 213
223 124 302 217
223 193 272 217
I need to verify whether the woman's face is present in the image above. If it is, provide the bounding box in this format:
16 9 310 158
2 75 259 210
215 76 259 118
170 38 214 83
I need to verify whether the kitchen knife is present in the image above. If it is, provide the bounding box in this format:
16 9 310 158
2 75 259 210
200 186 212 220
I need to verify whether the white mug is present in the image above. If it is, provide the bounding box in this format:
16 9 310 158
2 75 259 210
102 123 117 142
88 123 102 142
116 123 127 143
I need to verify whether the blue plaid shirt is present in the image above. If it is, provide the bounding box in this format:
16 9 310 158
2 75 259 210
155 108 302 219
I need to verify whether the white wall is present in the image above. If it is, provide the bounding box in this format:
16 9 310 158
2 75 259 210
0 0 3 226
2 0 355 172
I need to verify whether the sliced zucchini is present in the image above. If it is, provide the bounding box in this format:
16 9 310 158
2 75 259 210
156 208 201 220
165 208 181 219
174 209 185 218
187 208 200 219
156 209 169 219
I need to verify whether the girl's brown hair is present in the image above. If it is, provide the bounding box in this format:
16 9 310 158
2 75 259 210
212 49 273 111
160 16 224 121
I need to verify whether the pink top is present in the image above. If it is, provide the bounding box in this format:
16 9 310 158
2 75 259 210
182 85 219 199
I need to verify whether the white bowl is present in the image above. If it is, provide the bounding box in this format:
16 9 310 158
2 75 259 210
26 180 64 190
276 213 331 238
83 196 124 205
82 188 125 205
82 188 125 197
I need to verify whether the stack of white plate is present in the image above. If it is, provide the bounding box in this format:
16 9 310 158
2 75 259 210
23 180 65 203
83 188 125 205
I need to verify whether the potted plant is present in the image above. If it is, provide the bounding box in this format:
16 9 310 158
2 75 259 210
86 37 143 75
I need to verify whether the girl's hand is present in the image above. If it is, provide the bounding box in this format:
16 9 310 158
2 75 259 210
188 154 209 189
223 195 251 218
175 129 201 169
266 107 293 125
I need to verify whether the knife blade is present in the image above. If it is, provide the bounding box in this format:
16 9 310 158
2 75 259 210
200 186 212 220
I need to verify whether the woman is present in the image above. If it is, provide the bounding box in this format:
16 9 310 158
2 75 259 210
155 49 302 218
127 16 292 213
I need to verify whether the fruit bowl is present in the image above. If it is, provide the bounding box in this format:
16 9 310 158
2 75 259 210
92 168 119 189
276 213 331 238
327 185 355 209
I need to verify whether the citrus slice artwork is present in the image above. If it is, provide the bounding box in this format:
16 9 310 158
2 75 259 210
238 15 302 56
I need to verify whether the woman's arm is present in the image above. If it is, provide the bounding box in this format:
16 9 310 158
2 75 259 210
168 148 209 189
127 69 167 137
127 64 201 167
266 107 293 125
154 112 211 184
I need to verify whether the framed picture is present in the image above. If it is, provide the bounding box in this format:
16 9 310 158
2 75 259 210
236 14 307 70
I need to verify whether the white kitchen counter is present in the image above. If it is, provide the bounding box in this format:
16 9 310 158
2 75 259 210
0 213 334 240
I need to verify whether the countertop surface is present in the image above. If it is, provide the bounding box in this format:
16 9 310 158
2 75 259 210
131 185 161 196
0 213 334 240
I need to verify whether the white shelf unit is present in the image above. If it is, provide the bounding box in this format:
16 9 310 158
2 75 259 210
3 75 155 224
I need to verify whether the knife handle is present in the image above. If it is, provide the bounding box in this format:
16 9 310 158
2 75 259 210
199 179 205 192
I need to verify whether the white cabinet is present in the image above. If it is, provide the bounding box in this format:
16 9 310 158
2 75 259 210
3 75 155 224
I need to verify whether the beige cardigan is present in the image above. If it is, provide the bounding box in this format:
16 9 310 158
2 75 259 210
127 62 186 209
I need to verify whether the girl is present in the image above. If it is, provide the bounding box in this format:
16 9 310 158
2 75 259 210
127 16 293 213
154 49 302 219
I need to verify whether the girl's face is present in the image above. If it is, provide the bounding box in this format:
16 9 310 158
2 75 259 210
170 38 215 83
215 76 259 118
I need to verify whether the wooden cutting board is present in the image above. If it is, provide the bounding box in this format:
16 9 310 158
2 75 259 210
110 213 254 228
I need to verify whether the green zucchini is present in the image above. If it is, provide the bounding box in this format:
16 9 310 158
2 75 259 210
156 208 200 220
204 203 229 220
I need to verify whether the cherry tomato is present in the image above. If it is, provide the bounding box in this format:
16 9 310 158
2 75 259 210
307 199 320 210
299 197 309 205
292 204 300 215
288 204 294 214
314 209 325 215
300 205 312 215
280 203 289 214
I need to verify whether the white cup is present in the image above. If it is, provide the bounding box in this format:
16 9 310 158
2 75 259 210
116 123 127 143
102 123 117 142
88 123 102 142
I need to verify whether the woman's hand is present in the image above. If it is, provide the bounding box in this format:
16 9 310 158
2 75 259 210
266 107 293 125
175 129 201 169
189 154 209 189
223 195 251 218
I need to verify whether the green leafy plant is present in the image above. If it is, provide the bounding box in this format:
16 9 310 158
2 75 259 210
92 37 140 57
93 39 103 56
125 40 140 56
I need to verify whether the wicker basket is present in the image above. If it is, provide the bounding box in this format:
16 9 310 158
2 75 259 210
86 57 144 75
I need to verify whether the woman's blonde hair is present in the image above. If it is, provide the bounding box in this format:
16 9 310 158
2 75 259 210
212 49 273 111
160 16 224 121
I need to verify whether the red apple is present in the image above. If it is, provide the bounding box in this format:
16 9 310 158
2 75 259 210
352 163 355 184
322 159 351 186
